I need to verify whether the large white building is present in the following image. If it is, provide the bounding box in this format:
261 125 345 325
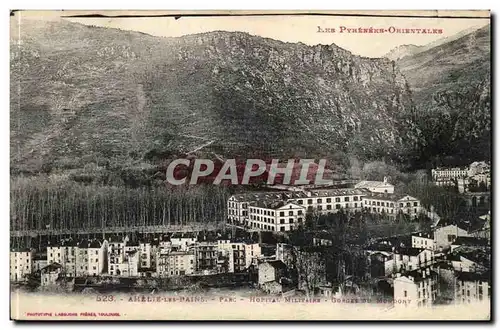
10 248 34 282
431 167 468 180
227 191 308 226
217 239 261 272
76 239 108 276
248 201 305 232
363 193 423 218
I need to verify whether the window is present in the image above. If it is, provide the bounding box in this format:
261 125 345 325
335 198 340 203
327 205 332 210
354 203 357 208
344 197 349 202
280 219 285 224
297 200 303 205
318 205 323 210
280 227 285 232
326 198 331 203
289 218 294 224
307 199 313 204
353 196 358 201
447 235 456 242
289 211 293 216
414 202 418 206
298 210 303 215
336 204 341 209
280 212 284 216
317 199 322 203
404 290 407 298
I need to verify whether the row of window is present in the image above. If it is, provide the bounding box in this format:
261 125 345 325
296 196 359 204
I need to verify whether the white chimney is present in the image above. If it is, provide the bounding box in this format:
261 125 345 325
383 176 388 184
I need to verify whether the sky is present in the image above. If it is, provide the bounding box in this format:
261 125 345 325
16 11 490 58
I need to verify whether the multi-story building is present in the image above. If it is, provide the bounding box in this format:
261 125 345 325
394 268 438 308
157 250 195 277
170 233 198 251
248 201 305 232
363 193 423 218
40 262 63 286
355 177 395 194
138 241 154 270
431 167 468 180
217 240 261 272
391 247 434 274
108 236 139 277
289 188 366 215
433 224 470 250
412 233 436 251
455 271 491 304
194 242 219 273
10 248 33 282
227 191 308 225
47 238 78 276
76 239 107 276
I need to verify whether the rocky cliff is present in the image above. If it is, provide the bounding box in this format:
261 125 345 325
11 19 414 173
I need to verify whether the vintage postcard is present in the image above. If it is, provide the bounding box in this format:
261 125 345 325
10 10 491 321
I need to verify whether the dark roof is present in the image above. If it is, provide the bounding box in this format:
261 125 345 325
452 236 489 247
395 247 425 257
253 200 290 209
78 239 89 248
61 238 78 247
89 240 102 249
41 262 63 272
456 271 490 282
127 240 140 247
171 232 197 239
266 260 287 269
34 253 47 261
401 268 438 282
10 248 31 253
108 235 125 243
364 243 393 253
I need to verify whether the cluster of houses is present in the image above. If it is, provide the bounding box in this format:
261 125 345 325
367 216 491 308
228 177 424 232
432 161 491 192
10 233 262 286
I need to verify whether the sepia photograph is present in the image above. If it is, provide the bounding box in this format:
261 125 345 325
9 10 491 321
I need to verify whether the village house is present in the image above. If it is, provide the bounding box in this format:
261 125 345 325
313 231 333 247
170 233 198 251
76 239 108 276
138 240 156 271
276 243 295 267
217 239 261 272
455 271 491 304
433 223 470 250
411 233 436 251
47 238 78 276
448 251 489 273
355 177 395 194
391 247 434 274
40 262 63 286
194 241 219 274
258 260 287 288
108 236 139 277
368 251 394 278
248 201 305 232
156 250 195 277
10 248 34 282
33 253 48 272
393 267 438 308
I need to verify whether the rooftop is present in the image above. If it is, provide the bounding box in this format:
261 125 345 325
355 180 393 189
307 188 367 197
231 191 308 203
452 236 489 247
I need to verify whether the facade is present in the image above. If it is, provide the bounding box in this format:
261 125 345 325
40 262 63 286
227 191 308 225
170 233 198 251
217 240 261 272
258 260 287 285
355 177 395 194
108 237 139 277
10 249 33 282
431 167 468 180
412 233 436 251
363 194 423 218
391 247 434 273
157 250 195 277
47 238 78 276
248 201 305 232
290 188 366 215
394 268 438 308
433 224 470 250
455 271 490 304
194 242 219 273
